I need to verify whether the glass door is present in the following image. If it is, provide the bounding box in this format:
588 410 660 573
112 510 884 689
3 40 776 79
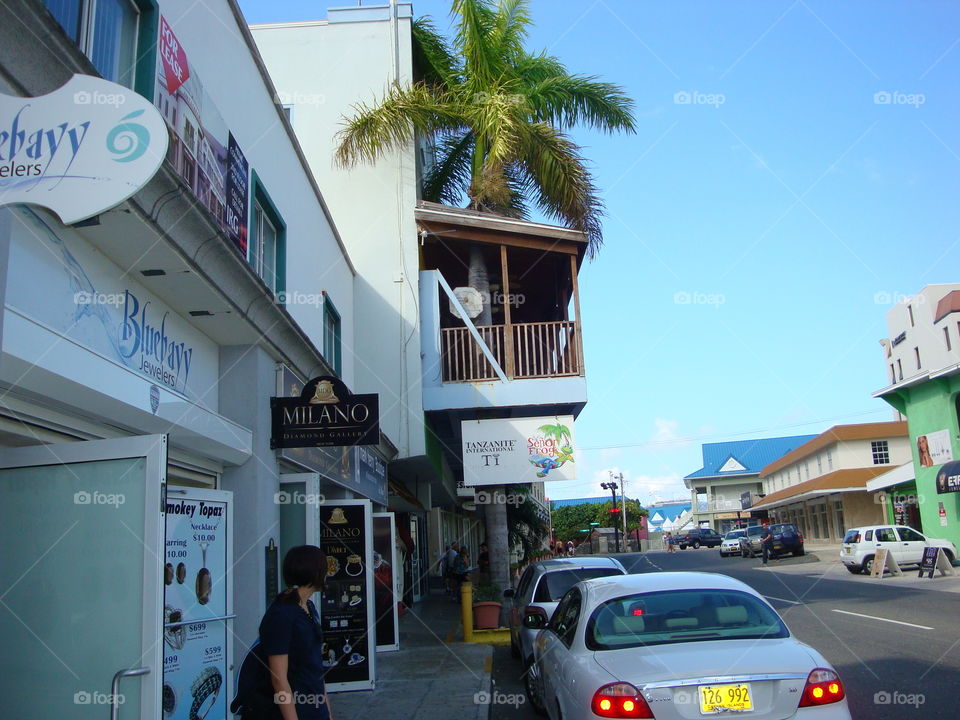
0 435 166 719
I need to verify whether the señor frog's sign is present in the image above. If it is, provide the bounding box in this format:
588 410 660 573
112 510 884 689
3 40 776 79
0 74 167 224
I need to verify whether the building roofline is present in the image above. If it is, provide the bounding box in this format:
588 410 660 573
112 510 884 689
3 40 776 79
759 422 908 477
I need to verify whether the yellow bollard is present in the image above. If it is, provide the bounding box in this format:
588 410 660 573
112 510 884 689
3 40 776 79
460 581 473 642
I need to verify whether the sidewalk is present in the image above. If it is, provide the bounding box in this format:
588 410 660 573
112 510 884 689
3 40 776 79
329 590 492 720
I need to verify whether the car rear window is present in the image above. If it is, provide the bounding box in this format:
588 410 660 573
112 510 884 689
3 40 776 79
843 530 861 544
586 589 789 650
769 524 796 534
533 567 623 602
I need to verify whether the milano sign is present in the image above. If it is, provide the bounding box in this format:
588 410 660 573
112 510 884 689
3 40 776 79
271 376 379 449
0 75 168 224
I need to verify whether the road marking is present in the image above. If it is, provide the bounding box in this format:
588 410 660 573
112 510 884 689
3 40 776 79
764 595 803 605
831 609 933 630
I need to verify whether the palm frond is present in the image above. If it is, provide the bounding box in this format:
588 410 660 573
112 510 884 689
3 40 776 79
335 83 465 168
451 0 500 87
526 74 636 133
422 131 475 205
517 122 605 256
490 0 531 62
412 16 461 87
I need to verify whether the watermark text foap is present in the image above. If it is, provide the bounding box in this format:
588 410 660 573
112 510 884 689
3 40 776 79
274 490 326 506
873 91 925 108
275 691 327 708
74 291 125 307
873 291 926 306
74 490 125 507
73 90 126 108
276 291 325 308
274 90 326 107
475 489 526 506
474 691 526 708
75 691 124 706
674 90 725 108
674 290 726 308
874 691 925 708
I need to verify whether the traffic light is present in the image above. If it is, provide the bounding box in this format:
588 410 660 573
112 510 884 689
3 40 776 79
609 507 620 514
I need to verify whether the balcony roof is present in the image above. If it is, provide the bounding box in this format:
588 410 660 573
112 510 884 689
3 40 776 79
415 201 588 262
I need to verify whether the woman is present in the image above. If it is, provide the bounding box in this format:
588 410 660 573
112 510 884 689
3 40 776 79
259 545 333 720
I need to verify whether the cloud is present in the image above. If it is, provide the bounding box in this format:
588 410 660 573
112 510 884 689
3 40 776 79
651 418 691 448
587 467 689 505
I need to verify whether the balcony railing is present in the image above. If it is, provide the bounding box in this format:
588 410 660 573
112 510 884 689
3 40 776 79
440 320 582 383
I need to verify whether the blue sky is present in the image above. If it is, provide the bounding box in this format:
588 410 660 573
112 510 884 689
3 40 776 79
240 1 960 503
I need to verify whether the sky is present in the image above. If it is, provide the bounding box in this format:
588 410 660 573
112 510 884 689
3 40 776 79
239 1 960 504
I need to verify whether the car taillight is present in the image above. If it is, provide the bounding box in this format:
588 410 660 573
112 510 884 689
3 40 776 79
798 668 845 707
590 683 653 718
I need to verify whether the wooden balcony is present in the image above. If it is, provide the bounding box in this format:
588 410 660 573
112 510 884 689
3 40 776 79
440 320 582 383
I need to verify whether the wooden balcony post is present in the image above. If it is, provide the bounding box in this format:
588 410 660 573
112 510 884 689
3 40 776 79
501 245 516 379
569 255 584 376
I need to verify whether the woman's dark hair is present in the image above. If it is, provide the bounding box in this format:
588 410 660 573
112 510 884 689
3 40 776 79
277 545 327 603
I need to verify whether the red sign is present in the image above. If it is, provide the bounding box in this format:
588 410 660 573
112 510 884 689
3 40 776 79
159 16 190 95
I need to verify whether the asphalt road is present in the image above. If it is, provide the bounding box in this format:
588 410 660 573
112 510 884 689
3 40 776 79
490 549 960 719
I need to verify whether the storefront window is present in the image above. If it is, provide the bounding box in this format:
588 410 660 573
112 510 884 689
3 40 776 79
810 508 820 539
44 0 140 87
833 501 845 535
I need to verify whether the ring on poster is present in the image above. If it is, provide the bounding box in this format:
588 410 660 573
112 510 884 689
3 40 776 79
177 562 187 584
165 563 174 585
326 556 340 578
188 667 222 720
345 554 363 576
164 606 187 650
348 653 365 666
191 513 222 605
163 683 177 716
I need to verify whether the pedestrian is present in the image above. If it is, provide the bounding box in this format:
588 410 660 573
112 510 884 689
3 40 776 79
439 544 449 591
760 524 774 565
566 540 575 557
451 546 471 599
444 541 460 597
477 542 490 585
257 545 332 720
666 532 676 553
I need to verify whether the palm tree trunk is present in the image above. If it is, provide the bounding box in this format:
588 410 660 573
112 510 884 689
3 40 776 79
468 244 492 326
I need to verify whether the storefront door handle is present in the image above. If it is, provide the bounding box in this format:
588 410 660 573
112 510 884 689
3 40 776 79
109 666 149 720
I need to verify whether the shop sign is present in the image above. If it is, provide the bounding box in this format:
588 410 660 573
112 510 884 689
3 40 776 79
163 490 232 720
225 133 249 254
740 491 753 509
935 461 960 494
372 513 399 651
318 499 375 691
271 375 379 449
0 74 167 224
461 416 577 487
918 546 955 578
918 429 954 468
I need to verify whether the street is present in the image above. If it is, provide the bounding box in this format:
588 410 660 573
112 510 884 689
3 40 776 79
489 550 960 719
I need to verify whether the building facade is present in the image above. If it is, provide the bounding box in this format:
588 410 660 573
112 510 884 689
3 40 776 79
874 284 960 545
752 422 910 542
684 435 816 532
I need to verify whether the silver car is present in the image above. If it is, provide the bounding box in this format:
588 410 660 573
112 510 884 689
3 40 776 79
719 529 747 557
505 556 626 686
527 572 851 720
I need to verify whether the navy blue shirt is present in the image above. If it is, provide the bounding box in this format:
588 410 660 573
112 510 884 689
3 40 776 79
259 598 329 720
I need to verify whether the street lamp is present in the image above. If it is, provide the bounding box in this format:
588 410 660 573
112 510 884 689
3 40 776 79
601 481 621 553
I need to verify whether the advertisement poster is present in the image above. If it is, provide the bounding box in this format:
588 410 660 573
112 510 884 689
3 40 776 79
319 500 375 692
163 491 232 720
372 513 399 651
225 133 249 255
917 429 954 468
154 16 232 234
461 416 576 486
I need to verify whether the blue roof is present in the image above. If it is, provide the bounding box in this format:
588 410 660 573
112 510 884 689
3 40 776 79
647 503 690 525
684 434 817 480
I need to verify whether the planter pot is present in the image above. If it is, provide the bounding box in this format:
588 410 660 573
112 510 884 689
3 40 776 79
473 601 502 630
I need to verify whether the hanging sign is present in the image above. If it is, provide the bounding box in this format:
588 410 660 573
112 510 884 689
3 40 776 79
0 75 168 223
935 461 960 494
162 490 233 720
271 375 379 448
318 499 376 692
461 416 576 486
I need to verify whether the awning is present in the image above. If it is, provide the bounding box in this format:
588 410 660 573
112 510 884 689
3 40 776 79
865 462 915 493
752 467 891 510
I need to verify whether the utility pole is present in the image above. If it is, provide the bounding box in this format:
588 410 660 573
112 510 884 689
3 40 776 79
601 480 620 553
610 471 627 550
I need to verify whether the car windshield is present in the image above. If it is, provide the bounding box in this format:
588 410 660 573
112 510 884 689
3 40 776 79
586 589 789 650
724 531 745 539
535 567 622 602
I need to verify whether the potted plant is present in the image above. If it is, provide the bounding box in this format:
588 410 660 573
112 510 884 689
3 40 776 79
472 583 503 630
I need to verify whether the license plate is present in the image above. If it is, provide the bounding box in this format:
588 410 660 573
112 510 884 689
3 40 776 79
844 547 852 553
699 684 753 714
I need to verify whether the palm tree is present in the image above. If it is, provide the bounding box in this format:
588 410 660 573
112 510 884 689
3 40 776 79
335 0 635 607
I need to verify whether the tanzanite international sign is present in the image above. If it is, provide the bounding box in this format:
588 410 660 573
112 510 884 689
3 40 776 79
271 376 379 449
461 416 577 487
0 75 168 223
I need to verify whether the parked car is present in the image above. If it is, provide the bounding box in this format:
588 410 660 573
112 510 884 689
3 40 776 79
739 523 804 558
840 525 958 574
719 529 747 557
676 527 723 549
504 556 626 689
525 571 851 719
